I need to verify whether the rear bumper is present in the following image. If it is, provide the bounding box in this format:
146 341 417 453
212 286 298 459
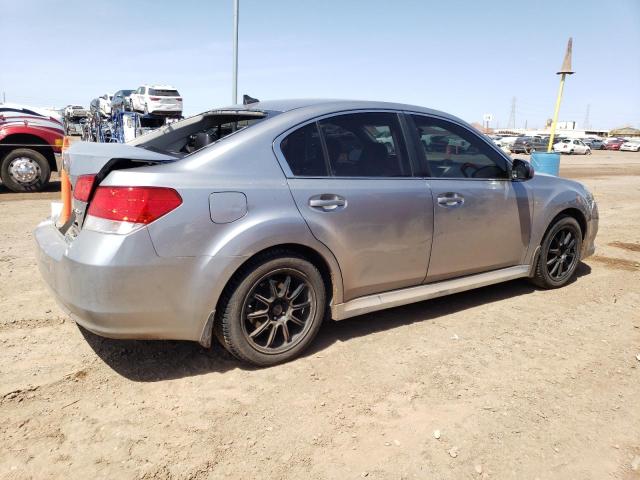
34 219 217 343
148 102 182 114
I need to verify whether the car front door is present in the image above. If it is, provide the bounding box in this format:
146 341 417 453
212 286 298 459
276 111 433 302
408 114 532 282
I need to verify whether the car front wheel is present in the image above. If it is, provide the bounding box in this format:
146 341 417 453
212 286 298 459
215 251 326 366
531 216 582 289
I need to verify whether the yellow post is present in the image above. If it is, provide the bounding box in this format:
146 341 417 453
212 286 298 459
547 37 575 153
547 73 566 152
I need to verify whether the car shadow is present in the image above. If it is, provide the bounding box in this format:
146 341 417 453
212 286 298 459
308 262 591 355
81 263 591 381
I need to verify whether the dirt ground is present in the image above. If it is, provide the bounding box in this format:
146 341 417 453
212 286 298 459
1 150 639 480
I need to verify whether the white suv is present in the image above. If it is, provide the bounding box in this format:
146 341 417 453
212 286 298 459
130 85 183 116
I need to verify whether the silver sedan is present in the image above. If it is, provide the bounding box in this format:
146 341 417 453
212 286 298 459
35 100 598 366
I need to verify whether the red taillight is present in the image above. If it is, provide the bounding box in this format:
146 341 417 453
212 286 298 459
87 187 182 224
149 96 161 101
73 174 96 202
176 97 183 101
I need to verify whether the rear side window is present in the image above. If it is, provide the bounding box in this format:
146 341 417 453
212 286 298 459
319 113 410 177
280 123 328 176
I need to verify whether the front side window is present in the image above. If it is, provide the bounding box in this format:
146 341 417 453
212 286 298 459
318 112 411 177
411 115 508 179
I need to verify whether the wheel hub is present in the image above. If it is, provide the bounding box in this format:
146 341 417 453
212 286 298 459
271 302 285 317
9 157 40 184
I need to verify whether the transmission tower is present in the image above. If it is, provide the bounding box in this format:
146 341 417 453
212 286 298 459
583 104 591 130
507 97 516 129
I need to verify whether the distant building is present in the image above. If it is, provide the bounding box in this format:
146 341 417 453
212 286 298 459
609 126 640 138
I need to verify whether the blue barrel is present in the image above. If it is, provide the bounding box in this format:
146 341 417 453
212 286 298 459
530 152 560 176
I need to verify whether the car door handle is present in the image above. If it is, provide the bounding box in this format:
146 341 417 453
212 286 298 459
309 195 346 211
437 193 464 207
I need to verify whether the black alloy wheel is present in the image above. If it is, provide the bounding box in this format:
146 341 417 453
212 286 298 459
241 269 316 354
531 216 582 289
216 251 326 366
545 228 579 282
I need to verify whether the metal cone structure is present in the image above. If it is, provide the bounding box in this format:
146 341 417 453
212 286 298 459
557 38 575 75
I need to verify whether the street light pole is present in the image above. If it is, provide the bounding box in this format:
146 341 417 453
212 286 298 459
232 0 239 105
547 38 575 152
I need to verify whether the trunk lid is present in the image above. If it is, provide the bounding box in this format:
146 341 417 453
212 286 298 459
66 141 178 181
64 142 180 233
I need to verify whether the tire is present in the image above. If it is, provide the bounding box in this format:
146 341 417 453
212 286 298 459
215 250 326 366
530 216 582 289
586 148 592 155
1 148 51 192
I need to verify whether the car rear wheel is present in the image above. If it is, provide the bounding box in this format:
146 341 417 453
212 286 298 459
530 216 582 289
215 251 326 366
1 148 51 192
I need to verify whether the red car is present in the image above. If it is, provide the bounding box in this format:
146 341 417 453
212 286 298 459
0 104 64 192
604 138 625 151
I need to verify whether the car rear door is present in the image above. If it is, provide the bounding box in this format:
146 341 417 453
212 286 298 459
407 114 532 282
275 111 433 302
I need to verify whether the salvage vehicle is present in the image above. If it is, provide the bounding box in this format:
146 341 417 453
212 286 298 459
111 90 135 113
63 105 88 136
553 138 591 155
510 136 549 154
619 141 640 152
34 99 598 366
0 104 63 192
604 138 625 150
583 138 605 150
130 85 182 116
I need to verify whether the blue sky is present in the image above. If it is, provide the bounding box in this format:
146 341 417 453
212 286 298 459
1 0 638 129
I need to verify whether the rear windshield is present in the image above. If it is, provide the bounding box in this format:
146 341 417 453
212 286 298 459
149 89 180 97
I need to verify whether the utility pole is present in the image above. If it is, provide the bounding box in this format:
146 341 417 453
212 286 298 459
232 0 239 105
1 91 5 104
547 38 575 152
583 104 591 130
508 97 516 130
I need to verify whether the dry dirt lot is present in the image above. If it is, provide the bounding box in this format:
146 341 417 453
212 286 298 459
1 150 639 480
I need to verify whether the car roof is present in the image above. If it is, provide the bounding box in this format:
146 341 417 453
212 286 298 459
212 98 465 124
144 84 177 90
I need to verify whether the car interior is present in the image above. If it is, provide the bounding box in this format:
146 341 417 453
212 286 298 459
414 122 508 179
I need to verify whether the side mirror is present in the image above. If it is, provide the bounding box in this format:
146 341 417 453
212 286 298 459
511 158 534 181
